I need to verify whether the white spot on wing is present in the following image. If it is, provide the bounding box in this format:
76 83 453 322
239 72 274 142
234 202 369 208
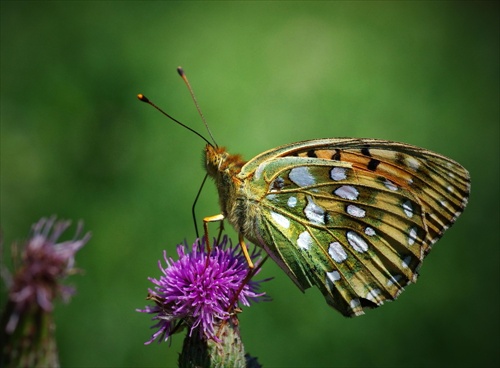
254 162 267 180
402 255 411 268
330 167 347 181
334 185 359 200
297 231 313 250
347 204 366 218
384 179 398 191
387 274 403 287
328 242 347 263
408 227 417 246
326 270 341 283
266 194 277 201
304 196 325 224
347 231 368 253
403 200 414 218
406 157 420 170
366 289 383 305
447 185 454 193
365 227 376 236
287 196 297 208
350 299 361 308
271 211 290 229
289 167 315 187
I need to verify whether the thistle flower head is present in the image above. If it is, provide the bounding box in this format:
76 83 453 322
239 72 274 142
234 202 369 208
3 217 90 333
1 216 90 367
138 235 270 344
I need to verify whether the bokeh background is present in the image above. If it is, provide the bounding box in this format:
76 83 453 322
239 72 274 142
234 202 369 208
1 2 498 367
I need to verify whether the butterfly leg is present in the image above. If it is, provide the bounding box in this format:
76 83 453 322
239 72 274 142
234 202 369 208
224 235 255 312
203 214 225 252
231 234 271 307
224 235 255 313
216 219 225 246
217 245 269 338
238 233 254 269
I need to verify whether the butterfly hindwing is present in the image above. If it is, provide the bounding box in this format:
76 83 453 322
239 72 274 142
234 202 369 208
236 138 470 316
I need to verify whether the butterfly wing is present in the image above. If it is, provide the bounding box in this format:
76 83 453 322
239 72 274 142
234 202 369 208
237 138 470 317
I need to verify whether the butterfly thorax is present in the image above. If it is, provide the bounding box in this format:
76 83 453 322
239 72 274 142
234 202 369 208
205 144 248 231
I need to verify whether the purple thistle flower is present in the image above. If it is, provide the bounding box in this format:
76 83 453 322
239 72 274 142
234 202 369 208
138 235 270 344
2 217 90 334
1 216 90 367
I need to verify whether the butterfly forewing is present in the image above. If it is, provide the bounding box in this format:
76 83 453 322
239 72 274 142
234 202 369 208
232 138 470 316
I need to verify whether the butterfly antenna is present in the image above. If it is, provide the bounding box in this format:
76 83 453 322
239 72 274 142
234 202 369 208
177 67 218 147
137 94 212 146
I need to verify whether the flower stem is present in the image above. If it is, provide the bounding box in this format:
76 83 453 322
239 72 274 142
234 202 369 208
178 315 260 368
1 301 59 368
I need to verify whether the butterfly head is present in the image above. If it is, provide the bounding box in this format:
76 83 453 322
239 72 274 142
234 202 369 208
205 144 246 178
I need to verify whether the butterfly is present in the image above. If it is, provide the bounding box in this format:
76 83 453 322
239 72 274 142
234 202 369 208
139 70 470 317
204 138 470 316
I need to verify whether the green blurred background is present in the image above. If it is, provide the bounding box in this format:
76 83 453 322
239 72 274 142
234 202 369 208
1 1 498 367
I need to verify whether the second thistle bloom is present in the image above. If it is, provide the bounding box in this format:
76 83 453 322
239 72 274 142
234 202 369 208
3 217 90 333
138 236 270 343
1 216 90 368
